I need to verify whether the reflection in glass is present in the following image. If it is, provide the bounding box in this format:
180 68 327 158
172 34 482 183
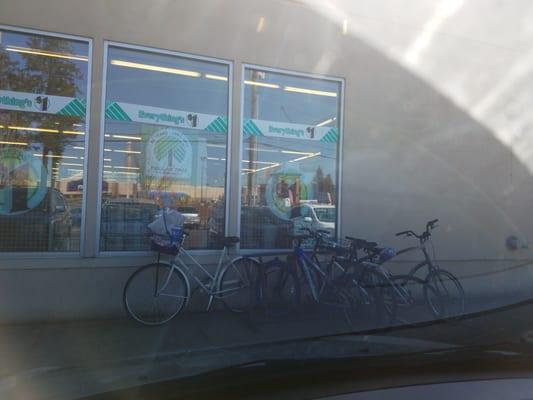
100 46 229 251
240 68 342 249
0 29 89 252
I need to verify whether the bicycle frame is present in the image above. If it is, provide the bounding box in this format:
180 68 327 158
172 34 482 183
395 241 440 280
158 243 249 311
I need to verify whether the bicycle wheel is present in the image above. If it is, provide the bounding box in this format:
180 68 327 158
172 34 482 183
424 269 465 318
123 262 189 326
358 268 397 326
217 257 261 313
338 273 381 329
389 274 427 322
260 259 300 317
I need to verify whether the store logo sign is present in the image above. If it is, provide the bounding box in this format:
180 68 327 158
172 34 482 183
0 148 48 215
145 128 192 180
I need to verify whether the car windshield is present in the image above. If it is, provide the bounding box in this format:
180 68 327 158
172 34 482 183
313 207 335 222
2 1 533 399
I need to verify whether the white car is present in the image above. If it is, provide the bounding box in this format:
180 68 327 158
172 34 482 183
290 203 335 235
177 206 200 229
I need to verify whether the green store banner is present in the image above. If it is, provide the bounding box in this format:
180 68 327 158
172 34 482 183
105 101 228 133
243 118 339 143
0 90 86 117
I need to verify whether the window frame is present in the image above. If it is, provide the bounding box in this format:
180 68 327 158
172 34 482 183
0 24 93 258
237 63 345 253
96 40 234 256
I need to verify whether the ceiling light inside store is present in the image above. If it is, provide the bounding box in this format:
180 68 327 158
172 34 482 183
244 80 280 89
316 117 336 127
288 152 321 162
6 46 88 61
111 60 200 77
284 86 337 97
207 157 226 161
73 146 85 150
112 134 142 141
113 149 141 154
342 19 348 35
254 163 281 173
0 140 27 146
281 150 313 155
104 158 112 162
245 147 279 153
59 162 83 166
242 159 278 165
205 74 228 81
8 126 59 133
32 154 79 159
114 166 140 170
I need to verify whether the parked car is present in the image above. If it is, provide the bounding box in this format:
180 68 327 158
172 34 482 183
0 187 72 251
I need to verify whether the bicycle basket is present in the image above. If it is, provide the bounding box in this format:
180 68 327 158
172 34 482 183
151 234 180 255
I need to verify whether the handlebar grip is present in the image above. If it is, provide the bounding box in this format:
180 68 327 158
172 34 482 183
429 219 439 225
395 231 410 237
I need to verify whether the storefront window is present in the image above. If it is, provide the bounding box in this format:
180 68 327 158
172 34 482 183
0 29 90 252
240 67 342 249
100 45 230 251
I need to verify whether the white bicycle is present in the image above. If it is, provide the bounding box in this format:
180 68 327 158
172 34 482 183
123 233 261 326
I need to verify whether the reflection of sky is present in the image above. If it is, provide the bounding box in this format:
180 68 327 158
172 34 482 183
106 47 228 116
0 30 90 98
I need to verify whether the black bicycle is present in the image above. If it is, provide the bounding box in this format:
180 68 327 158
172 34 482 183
259 229 394 328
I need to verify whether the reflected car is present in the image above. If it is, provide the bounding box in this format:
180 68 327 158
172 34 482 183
177 206 200 229
290 203 335 235
100 199 159 251
0 187 72 251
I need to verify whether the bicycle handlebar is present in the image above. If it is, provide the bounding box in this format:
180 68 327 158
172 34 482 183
396 219 439 242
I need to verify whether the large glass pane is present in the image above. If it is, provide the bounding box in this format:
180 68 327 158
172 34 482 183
0 29 89 252
240 68 341 249
100 46 229 251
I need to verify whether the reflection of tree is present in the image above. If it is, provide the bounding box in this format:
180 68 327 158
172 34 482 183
1 36 84 184
313 166 335 202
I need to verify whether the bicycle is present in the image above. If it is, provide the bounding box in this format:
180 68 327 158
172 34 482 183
391 219 465 319
123 232 261 326
261 229 394 328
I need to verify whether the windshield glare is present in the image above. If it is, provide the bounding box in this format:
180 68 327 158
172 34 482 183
2 0 533 398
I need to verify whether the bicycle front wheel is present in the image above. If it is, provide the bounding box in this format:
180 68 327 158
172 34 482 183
123 262 189 326
261 259 300 317
424 269 465 318
217 257 261 313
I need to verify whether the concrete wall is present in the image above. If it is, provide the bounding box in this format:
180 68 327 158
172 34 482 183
1 0 532 323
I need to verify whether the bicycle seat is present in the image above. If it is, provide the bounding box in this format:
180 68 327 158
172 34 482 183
222 236 240 246
345 236 377 249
